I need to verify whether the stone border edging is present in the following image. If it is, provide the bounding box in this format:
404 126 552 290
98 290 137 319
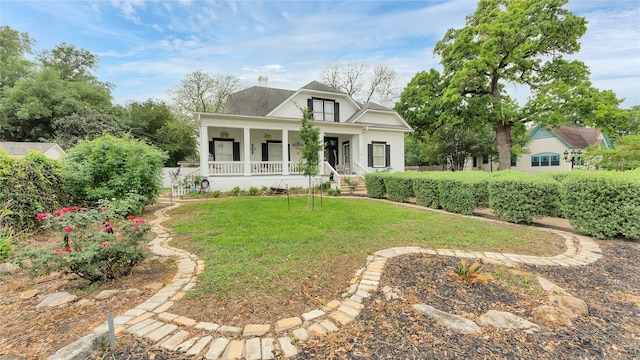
49 199 602 360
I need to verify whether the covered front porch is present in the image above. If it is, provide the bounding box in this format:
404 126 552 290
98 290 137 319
198 125 367 178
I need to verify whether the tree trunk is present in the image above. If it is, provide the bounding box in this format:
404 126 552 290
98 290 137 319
496 121 512 170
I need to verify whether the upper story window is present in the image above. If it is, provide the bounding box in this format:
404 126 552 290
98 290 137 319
308 98 339 122
531 153 560 167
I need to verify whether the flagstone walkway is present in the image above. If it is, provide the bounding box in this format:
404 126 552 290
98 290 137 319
49 200 602 360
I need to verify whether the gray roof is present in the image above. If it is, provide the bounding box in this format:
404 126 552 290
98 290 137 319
226 86 295 116
0 141 61 156
345 101 394 123
226 81 345 116
300 80 345 94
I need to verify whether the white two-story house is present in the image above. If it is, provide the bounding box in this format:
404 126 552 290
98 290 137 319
194 79 411 191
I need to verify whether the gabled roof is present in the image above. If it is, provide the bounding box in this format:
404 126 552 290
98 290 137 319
529 125 613 149
300 80 345 94
0 141 64 156
552 126 602 148
345 102 393 123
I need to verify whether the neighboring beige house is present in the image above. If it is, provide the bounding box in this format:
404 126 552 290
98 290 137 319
191 78 412 192
470 125 613 173
0 141 66 160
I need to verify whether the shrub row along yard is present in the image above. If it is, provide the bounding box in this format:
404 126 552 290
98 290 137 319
365 169 640 240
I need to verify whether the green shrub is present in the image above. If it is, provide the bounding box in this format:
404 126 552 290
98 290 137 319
0 151 69 231
211 190 222 198
327 188 341 196
21 206 153 282
429 172 490 215
229 186 242 196
562 171 640 239
64 135 167 210
413 173 443 208
365 173 387 199
383 173 415 203
438 177 478 215
489 171 560 223
249 187 260 196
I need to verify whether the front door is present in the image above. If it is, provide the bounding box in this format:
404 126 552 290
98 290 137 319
324 137 339 169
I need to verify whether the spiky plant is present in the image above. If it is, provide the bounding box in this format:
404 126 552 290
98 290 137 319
450 260 494 286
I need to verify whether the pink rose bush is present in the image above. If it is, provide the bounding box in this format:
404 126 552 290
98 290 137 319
23 205 153 282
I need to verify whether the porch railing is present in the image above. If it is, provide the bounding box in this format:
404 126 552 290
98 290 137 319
353 161 369 179
208 161 244 175
206 161 306 175
324 161 340 189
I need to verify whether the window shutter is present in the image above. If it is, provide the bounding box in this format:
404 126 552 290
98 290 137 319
334 102 340 122
233 142 240 161
307 98 313 111
261 143 268 161
368 144 373 167
208 141 214 157
385 144 391 167
288 144 291 161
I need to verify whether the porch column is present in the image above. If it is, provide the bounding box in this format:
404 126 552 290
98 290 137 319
199 118 209 177
358 132 366 168
243 127 251 176
319 131 325 174
282 129 289 175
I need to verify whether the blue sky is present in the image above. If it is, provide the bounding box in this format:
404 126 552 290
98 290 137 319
2 0 639 107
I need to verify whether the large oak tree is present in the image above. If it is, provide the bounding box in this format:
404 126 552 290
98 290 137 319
434 0 620 170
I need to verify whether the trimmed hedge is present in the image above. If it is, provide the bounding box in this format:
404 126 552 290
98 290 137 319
413 173 443 208
383 173 415 203
489 171 561 224
562 171 640 240
364 172 387 199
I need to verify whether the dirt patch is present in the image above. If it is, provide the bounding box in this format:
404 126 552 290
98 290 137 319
0 203 176 360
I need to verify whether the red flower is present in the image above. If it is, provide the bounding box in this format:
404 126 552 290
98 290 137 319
102 241 109 247
53 210 62 216
62 226 73 232
36 213 49 220
64 247 72 252
134 218 145 223
101 206 108 211
127 215 135 220
145 246 153 252
55 249 62 254
105 225 112 231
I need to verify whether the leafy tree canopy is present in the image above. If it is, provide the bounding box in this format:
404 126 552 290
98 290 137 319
433 0 623 170
123 99 197 166
0 26 35 91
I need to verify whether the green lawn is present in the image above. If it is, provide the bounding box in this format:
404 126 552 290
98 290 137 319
166 196 559 300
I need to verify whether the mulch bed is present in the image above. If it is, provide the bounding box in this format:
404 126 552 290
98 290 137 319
297 239 640 359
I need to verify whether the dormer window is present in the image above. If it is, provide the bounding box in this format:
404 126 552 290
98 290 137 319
308 98 339 122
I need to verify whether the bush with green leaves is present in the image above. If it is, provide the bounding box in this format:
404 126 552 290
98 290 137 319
413 173 444 208
383 173 415 203
364 172 387 199
63 135 167 212
562 171 640 240
230 186 242 196
248 187 260 196
0 150 69 231
489 171 561 223
0 203 15 260
21 206 153 282
435 172 489 215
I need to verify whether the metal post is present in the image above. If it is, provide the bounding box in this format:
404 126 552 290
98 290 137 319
107 312 116 349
